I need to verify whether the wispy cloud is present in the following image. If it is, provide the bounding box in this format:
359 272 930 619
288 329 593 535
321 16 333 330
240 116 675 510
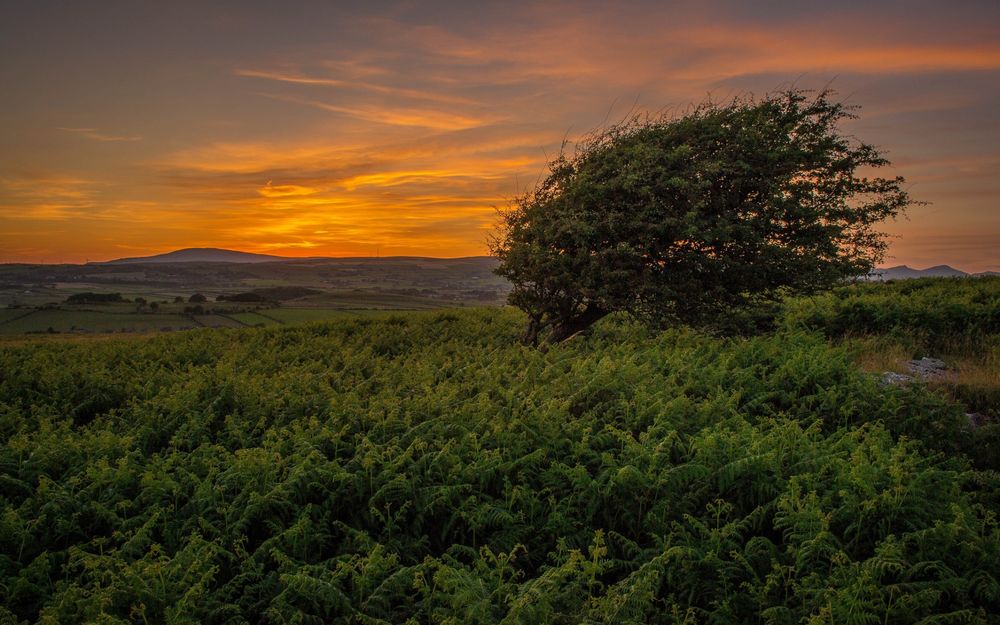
56 127 142 142
0 173 99 220
142 123 552 258
236 68 480 106
256 92 494 130
258 181 320 198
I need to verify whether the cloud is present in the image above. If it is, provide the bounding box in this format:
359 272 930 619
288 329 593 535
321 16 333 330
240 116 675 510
0 173 99 220
235 68 481 106
258 181 319 198
141 122 554 259
662 28 1000 81
257 92 495 130
57 127 142 142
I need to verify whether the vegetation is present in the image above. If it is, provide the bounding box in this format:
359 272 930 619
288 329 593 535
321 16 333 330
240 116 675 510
218 287 321 302
0 257 509 313
493 89 915 344
0 306 393 336
65 292 126 304
784 277 1000 436
783 276 1000 346
0 310 185 335
2 278 998 623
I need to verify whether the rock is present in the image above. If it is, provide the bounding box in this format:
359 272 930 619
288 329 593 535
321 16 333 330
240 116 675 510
967 412 990 428
880 371 914 386
904 357 948 380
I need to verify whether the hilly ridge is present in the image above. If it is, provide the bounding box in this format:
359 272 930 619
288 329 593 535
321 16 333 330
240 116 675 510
102 247 292 264
866 264 998 280
88 248 997 279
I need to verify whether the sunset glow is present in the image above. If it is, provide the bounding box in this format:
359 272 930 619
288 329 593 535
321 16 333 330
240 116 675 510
1 1 998 269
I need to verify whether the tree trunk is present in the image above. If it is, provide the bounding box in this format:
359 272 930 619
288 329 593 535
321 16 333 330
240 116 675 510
520 316 542 346
545 306 608 343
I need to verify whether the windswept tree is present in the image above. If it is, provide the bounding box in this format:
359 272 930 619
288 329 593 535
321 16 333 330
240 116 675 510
491 89 915 344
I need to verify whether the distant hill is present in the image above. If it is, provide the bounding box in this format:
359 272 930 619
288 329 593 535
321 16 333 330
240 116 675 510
103 248 291 264
867 265 970 280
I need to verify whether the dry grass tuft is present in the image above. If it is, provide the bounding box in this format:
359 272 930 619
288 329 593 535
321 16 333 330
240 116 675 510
848 336 1000 417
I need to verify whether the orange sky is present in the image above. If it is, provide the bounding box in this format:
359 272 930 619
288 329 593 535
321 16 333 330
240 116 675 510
1 1 998 270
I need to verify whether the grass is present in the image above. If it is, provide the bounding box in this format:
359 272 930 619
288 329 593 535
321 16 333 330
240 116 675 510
0 309 187 334
258 308 365 324
221 311 280 327
842 330 1000 418
779 277 1000 419
0 308 36 324
191 314 244 328
293 290 456 309
0 305 411 335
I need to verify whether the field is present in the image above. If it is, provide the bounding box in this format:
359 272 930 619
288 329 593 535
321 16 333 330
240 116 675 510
0 257 509 308
0 307 413 336
0 257 510 337
0 309 186 334
222 312 282 327
1 279 999 623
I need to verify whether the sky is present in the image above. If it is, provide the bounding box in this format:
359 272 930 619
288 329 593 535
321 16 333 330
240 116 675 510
1 0 998 270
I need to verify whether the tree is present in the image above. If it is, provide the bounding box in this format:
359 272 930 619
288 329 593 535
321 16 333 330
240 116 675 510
188 293 207 303
491 89 915 345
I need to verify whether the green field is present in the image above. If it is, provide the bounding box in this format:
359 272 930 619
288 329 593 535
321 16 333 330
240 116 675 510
286 290 460 309
0 256 513 337
0 306 413 336
2 280 998 623
0 309 34 324
191 314 245 329
257 307 365 324
221 311 281 327
0 309 186 334
0 256 510 311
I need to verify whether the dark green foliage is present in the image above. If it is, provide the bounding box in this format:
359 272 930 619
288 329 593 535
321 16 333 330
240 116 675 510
492 89 914 344
65 292 126 304
782 276 1000 472
783 276 1000 346
1 307 997 623
216 292 271 303
217 287 320 303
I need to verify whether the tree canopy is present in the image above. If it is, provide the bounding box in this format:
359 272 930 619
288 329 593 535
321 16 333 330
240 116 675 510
491 89 915 344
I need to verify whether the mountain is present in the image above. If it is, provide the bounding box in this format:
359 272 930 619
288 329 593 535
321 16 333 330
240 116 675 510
102 248 292 264
921 265 969 278
870 265 926 280
867 264 970 280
